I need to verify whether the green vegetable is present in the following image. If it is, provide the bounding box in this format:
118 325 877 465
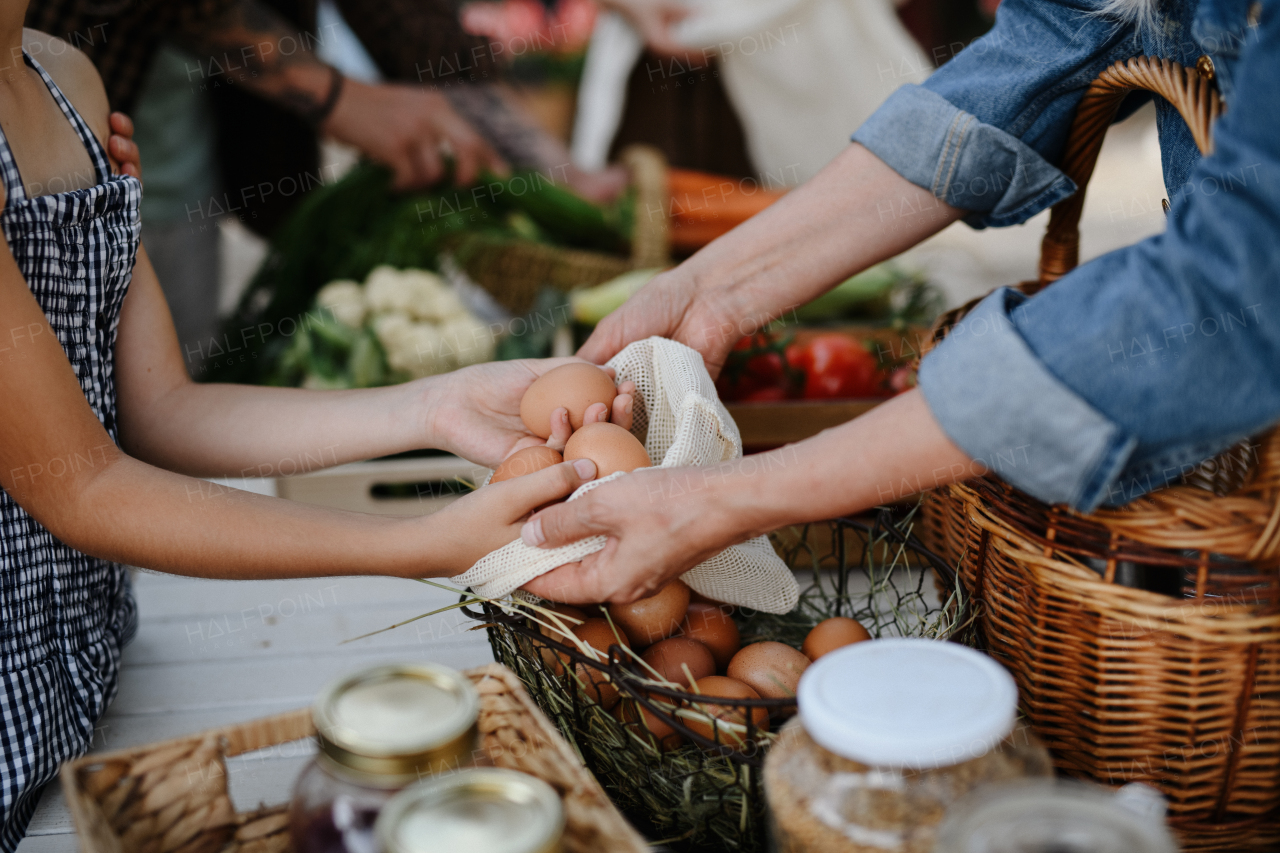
348 331 387 388
793 265 898 322
570 268 661 325
207 162 630 385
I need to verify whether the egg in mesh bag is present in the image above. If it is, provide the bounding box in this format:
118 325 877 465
452 336 800 614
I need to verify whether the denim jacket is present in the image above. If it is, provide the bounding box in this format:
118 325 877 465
853 0 1280 510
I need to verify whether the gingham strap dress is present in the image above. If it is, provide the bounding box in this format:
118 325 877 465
0 52 141 852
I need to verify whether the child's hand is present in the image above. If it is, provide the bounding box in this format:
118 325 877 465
427 459 597 575
542 376 637 452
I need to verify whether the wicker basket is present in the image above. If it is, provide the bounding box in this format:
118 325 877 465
59 664 648 853
467 512 968 853
448 145 672 317
921 57 1280 851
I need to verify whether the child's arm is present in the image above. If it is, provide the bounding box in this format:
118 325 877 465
0 237 596 579
113 249 629 475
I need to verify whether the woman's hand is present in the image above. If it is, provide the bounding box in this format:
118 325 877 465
423 358 636 468
426 459 598 577
517 465 744 603
603 0 694 58
107 112 141 182
577 267 744 378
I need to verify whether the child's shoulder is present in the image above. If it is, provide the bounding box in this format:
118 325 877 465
21 29 111 145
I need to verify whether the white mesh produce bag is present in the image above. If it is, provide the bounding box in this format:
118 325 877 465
452 336 800 614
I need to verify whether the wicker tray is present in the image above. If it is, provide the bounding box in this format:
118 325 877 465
59 664 649 853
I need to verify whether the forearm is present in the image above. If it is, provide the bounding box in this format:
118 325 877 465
713 390 973 537
681 144 962 330
121 378 443 479
176 0 337 121
27 452 466 580
444 84 570 171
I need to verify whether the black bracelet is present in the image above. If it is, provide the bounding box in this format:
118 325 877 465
306 65 345 129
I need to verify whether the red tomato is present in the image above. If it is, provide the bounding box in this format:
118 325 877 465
795 335 879 399
717 348 786 401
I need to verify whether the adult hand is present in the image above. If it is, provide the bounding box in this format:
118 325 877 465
605 0 695 58
425 358 636 469
323 79 508 190
519 465 742 603
107 112 141 182
428 459 598 576
577 267 745 378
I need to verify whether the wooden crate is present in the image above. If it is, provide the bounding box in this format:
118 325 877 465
275 455 491 516
61 664 650 853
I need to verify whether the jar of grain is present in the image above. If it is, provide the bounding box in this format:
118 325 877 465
290 663 482 853
764 639 1052 853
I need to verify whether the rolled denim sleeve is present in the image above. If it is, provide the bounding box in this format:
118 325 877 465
853 86 1075 228
853 0 1146 228
919 2 1280 510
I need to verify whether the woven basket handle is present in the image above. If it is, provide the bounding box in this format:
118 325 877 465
1035 56 1224 287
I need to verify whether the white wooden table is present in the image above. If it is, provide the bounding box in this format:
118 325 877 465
17 566 494 853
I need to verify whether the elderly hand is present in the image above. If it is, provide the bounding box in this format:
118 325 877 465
323 80 508 190
576 266 748 378
518 464 747 603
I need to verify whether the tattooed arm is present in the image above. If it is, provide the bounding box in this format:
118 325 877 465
175 0 505 187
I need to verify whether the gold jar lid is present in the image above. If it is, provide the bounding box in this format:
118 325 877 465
375 769 564 853
313 663 479 780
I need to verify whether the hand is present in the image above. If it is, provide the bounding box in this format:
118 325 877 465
427 459 598 576
323 79 508 189
107 112 141 183
605 0 695 58
518 465 740 603
577 267 744 378
424 358 636 468
565 164 630 204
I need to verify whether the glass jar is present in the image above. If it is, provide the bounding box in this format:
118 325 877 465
290 663 481 853
375 768 564 853
764 639 1053 853
932 780 1178 853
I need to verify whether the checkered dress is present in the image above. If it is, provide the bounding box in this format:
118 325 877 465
0 52 141 852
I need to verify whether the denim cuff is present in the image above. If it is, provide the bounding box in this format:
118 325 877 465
853 85 1077 229
918 289 1138 511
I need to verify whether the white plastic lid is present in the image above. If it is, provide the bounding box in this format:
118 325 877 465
797 638 1017 770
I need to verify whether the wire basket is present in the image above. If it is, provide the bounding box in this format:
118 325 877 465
463 508 969 852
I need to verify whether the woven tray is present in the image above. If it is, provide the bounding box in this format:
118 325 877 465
59 664 649 853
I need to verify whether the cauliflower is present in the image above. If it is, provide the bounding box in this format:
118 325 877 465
373 313 451 378
313 265 497 384
438 316 497 368
315 280 366 329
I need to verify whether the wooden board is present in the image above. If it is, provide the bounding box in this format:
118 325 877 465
275 455 492 516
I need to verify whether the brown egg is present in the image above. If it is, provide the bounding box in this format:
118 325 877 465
563 422 650 478
608 579 690 647
641 637 716 689
535 602 587 675
803 617 872 661
727 642 810 712
685 676 769 748
491 446 563 483
679 603 741 671
570 618 631 709
613 699 684 752
520 363 618 438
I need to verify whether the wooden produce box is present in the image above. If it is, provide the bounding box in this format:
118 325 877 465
731 324 930 451
275 455 491 517
61 664 649 853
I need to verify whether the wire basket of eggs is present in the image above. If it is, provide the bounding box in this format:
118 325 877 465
462 507 971 853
